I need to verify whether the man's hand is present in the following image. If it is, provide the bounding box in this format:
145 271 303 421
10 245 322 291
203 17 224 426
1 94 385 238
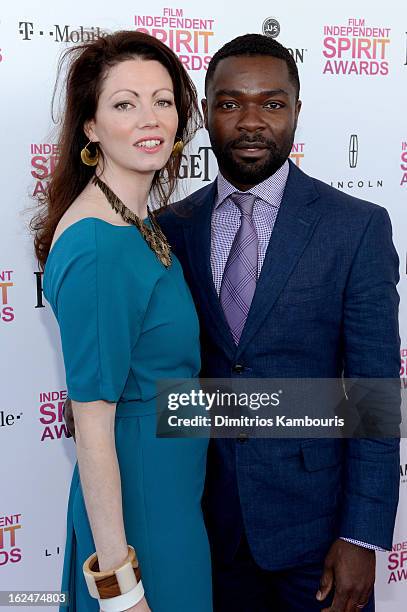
316 539 375 611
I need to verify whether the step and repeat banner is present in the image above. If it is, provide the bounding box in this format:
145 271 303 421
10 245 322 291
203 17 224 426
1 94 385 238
0 0 406 609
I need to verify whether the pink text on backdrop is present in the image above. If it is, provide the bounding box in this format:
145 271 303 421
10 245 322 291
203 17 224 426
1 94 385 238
39 389 71 442
134 7 215 71
31 143 60 196
322 18 390 75
401 142 407 186
0 514 22 566
0 270 14 323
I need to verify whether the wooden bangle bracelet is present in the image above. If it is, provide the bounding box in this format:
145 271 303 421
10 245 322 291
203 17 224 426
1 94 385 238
83 545 142 599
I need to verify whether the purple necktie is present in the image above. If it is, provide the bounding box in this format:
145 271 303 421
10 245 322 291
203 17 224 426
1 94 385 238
220 192 258 344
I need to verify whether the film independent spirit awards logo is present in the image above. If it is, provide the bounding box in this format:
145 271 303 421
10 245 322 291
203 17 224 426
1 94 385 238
262 17 306 64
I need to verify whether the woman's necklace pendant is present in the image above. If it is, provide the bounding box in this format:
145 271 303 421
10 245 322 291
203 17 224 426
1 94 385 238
92 175 172 268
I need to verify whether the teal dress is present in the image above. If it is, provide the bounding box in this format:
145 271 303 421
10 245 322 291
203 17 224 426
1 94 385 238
43 218 212 612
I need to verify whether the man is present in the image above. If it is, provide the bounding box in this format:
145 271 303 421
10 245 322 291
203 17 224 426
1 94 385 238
159 33 401 611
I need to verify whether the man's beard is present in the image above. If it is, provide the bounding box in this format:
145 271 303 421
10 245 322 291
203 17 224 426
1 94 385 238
209 132 295 186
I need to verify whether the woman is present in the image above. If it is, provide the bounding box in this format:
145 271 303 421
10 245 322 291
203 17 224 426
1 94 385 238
31 31 211 612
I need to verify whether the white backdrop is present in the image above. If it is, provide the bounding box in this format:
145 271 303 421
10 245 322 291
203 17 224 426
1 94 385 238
1 1 406 610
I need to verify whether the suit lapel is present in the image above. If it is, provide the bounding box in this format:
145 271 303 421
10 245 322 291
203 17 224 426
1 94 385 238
183 182 237 360
236 162 322 357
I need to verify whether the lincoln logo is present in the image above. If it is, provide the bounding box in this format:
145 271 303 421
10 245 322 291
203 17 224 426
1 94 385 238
349 134 358 168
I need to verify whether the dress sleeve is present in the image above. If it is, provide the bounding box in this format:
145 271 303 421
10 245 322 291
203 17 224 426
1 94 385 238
53 221 143 402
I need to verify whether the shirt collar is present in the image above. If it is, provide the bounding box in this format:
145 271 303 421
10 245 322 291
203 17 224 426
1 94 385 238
214 159 290 210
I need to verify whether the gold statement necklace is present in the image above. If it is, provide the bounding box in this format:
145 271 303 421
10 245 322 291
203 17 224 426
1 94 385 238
92 175 172 268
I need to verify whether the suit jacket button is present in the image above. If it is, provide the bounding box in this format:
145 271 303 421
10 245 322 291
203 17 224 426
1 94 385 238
233 364 245 374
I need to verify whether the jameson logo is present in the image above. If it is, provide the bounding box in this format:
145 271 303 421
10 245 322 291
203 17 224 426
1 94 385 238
18 21 105 42
261 17 307 64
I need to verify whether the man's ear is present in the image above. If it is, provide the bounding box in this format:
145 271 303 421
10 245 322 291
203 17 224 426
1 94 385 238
294 99 302 131
84 119 97 143
201 98 208 130
295 99 302 121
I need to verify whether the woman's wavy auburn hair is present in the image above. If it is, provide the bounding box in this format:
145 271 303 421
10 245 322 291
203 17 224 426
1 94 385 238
31 30 202 269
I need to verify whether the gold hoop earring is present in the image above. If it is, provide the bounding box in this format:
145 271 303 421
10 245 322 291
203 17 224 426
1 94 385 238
172 139 184 156
80 141 99 166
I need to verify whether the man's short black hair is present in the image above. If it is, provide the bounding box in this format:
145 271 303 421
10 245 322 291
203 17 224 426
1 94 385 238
205 33 300 99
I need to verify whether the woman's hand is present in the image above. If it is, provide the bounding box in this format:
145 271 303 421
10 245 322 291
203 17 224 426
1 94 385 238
125 596 151 611
99 595 151 612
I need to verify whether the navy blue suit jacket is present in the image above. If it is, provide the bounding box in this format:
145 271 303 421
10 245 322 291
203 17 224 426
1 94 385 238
158 160 400 570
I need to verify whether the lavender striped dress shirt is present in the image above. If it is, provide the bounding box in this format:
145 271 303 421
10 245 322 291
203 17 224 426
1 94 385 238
210 160 380 552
